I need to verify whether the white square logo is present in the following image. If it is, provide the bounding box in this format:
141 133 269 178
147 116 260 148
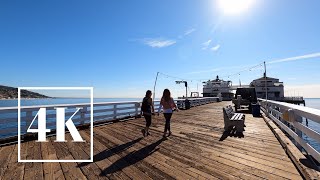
18 87 93 162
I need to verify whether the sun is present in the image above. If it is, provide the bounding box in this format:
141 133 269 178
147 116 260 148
217 0 255 15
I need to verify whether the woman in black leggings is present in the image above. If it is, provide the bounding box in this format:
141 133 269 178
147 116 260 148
141 90 154 137
158 89 178 138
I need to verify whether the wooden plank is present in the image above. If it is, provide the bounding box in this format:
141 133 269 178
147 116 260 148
1 144 25 180
238 113 244 120
24 140 44 180
90 130 154 180
41 140 65 180
91 131 175 180
0 145 15 178
51 137 87 180
79 131 134 180
64 134 107 180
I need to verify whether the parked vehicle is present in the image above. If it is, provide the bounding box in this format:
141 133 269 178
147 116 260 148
232 88 257 112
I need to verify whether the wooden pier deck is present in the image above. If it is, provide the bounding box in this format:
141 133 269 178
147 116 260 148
0 101 309 179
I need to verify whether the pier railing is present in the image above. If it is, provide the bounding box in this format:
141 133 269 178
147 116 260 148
258 98 320 163
0 97 218 141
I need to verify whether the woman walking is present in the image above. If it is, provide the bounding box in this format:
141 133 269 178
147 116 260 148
141 90 154 137
158 89 179 138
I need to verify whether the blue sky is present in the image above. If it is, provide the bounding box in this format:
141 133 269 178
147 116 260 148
1 0 320 98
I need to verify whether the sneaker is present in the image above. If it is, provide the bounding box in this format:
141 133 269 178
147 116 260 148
168 131 172 137
141 129 146 137
147 132 151 136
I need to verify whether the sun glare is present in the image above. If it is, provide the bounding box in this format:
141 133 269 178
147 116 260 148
218 0 255 15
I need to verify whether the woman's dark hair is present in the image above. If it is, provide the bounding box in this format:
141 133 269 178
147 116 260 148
162 89 171 102
145 90 152 98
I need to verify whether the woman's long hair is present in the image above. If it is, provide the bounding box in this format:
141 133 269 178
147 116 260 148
162 89 171 102
145 90 152 98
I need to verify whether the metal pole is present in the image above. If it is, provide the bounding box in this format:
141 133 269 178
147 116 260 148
185 82 188 98
264 61 268 100
153 72 159 105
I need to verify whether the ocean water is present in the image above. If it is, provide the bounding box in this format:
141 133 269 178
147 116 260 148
302 98 320 152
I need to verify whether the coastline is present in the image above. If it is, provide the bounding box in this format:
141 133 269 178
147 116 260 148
0 97 53 100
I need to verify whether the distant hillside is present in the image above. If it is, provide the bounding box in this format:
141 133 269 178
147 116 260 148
0 85 50 99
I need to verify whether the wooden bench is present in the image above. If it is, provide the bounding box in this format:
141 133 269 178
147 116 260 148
223 105 245 133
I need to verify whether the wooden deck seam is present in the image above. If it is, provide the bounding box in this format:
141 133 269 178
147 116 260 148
96 124 288 180
94 128 222 180
105 124 300 180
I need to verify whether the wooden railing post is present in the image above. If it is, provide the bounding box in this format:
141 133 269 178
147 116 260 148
294 113 303 151
25 110 33 135
80 106 87 124
113 104 117 120
135 102 140 118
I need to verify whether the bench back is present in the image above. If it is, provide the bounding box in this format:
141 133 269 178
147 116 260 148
223 105 234 120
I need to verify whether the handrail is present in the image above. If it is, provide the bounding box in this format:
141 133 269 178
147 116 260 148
258 98 320 163
0 97 219 141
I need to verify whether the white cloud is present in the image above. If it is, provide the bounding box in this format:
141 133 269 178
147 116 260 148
267 52 320 64
142 38 176 48
211 44 220 51
203 40 212 46
184 28 196 36
202 40 212 50
178 28 196 39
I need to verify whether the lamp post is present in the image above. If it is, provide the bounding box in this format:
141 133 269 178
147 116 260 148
264 61 268 100
175 81 188 98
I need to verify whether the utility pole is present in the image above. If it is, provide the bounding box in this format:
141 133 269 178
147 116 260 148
153 72 159 105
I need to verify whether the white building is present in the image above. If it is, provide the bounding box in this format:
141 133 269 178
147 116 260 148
250 76 284 100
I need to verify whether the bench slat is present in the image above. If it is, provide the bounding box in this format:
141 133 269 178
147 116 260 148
235 113 242 120
231 113 240 120
231 113 244 120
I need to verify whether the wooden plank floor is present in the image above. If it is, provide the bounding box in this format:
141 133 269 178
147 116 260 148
0 101 304 179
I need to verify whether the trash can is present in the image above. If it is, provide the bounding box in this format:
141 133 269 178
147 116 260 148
185 99 191 110
251 103 261 117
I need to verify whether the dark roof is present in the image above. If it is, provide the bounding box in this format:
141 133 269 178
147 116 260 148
254 76 279 81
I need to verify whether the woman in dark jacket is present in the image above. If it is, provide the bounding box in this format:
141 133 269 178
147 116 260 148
141 90 154 137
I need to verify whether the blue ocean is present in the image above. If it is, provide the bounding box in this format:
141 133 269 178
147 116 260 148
301 99 320 152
